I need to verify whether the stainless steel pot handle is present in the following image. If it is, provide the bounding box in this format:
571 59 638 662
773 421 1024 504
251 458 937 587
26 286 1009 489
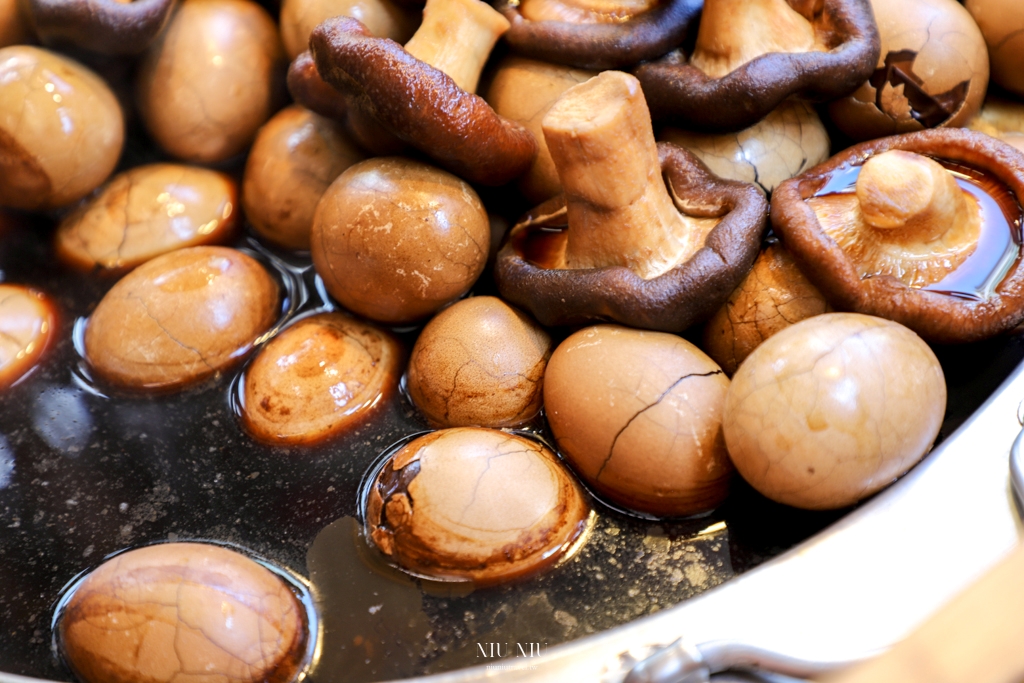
622 637 862 683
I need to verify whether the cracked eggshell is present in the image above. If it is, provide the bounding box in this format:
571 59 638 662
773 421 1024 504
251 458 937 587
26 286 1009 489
365 428 591 586
0 284 56 389
136 0 285 163
659 100 830 196
965 0 1024 97
311 157 490 325
243 106 365 251
84 246 279 391
723 313 945 510
484 56 598 203
828 0 989 141
544 325 733 518
0 46 124 211
59 542 307 683
703 242 830 376
280 0 417 59
55 164 238 273
242 313 400 444
407 296 552 428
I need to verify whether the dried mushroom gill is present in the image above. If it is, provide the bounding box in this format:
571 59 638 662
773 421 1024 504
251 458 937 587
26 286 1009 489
495 70 766 332
634 0 880 132
308 0 537 186
772 129 1024 343
495 0 701 70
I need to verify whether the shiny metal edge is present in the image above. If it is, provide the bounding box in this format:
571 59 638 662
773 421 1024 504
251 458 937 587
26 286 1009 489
5 360 1023 683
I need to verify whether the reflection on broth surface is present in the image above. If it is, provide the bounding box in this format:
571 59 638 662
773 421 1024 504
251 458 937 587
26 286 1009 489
1 204 1023 681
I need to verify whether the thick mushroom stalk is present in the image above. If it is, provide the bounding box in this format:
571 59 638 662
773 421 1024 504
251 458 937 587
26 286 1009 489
545 71 712 279
404 0 509 94
310 13 537 185
690 0 822 78
807 150 980 288
25 0 176 54
633 0 880 133
520 0 657 24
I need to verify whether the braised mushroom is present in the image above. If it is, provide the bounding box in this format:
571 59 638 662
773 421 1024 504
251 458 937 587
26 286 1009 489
495 70 767 332
23 0 175 54
659 99 830 195
495 0 701 71
771 129 1024 343
634 0 880 132
0 46 124 211
364 428 592 586
828 0 989 141
308 0 537 186
287 50 349 122
484 55 597 203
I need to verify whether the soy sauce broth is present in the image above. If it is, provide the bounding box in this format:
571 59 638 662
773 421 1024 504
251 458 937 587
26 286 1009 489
1 200 1023 682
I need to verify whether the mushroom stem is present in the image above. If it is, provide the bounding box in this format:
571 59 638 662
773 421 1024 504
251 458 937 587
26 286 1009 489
543 70 702 280
519 0 657 24
690 0 820 78
856 151 971 243
403 0 510 94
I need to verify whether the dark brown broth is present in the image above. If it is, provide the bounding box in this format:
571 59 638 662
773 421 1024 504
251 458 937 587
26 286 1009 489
1 202 1022 682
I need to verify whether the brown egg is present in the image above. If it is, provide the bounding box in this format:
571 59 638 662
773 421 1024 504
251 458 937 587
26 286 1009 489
659 100 830 196
723 313 946 510
243 106 365 251
311 157 490 325
55 164 237 272
84 246 279 390
703 243 830 376
365 428 591 586
828 0 989 141
484 56 597 203
965 0 1024 96
59 543 308 683
544 325 733 518
0 46 124 211
407 296 551 428
242 313 400 444
280 0 417 59
136 0 285 163
0 285 56 389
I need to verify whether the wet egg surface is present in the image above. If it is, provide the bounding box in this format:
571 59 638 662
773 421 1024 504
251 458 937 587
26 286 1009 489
0 284 56 388
0 182 1022 681
57 542 310 683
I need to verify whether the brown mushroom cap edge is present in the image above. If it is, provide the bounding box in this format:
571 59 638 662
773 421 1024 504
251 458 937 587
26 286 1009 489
771 128 1024 344
495 0 702 71
26 0 177 55
309 16 537 186
495 142 768 332
633 0 880 132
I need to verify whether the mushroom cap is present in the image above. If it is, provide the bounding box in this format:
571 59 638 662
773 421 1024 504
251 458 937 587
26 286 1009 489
287 51 349 122
495 0 702 71
494 142 768 332
633 0 880 132
25 0 176 54
309 16 537 186
771 128 1024 344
